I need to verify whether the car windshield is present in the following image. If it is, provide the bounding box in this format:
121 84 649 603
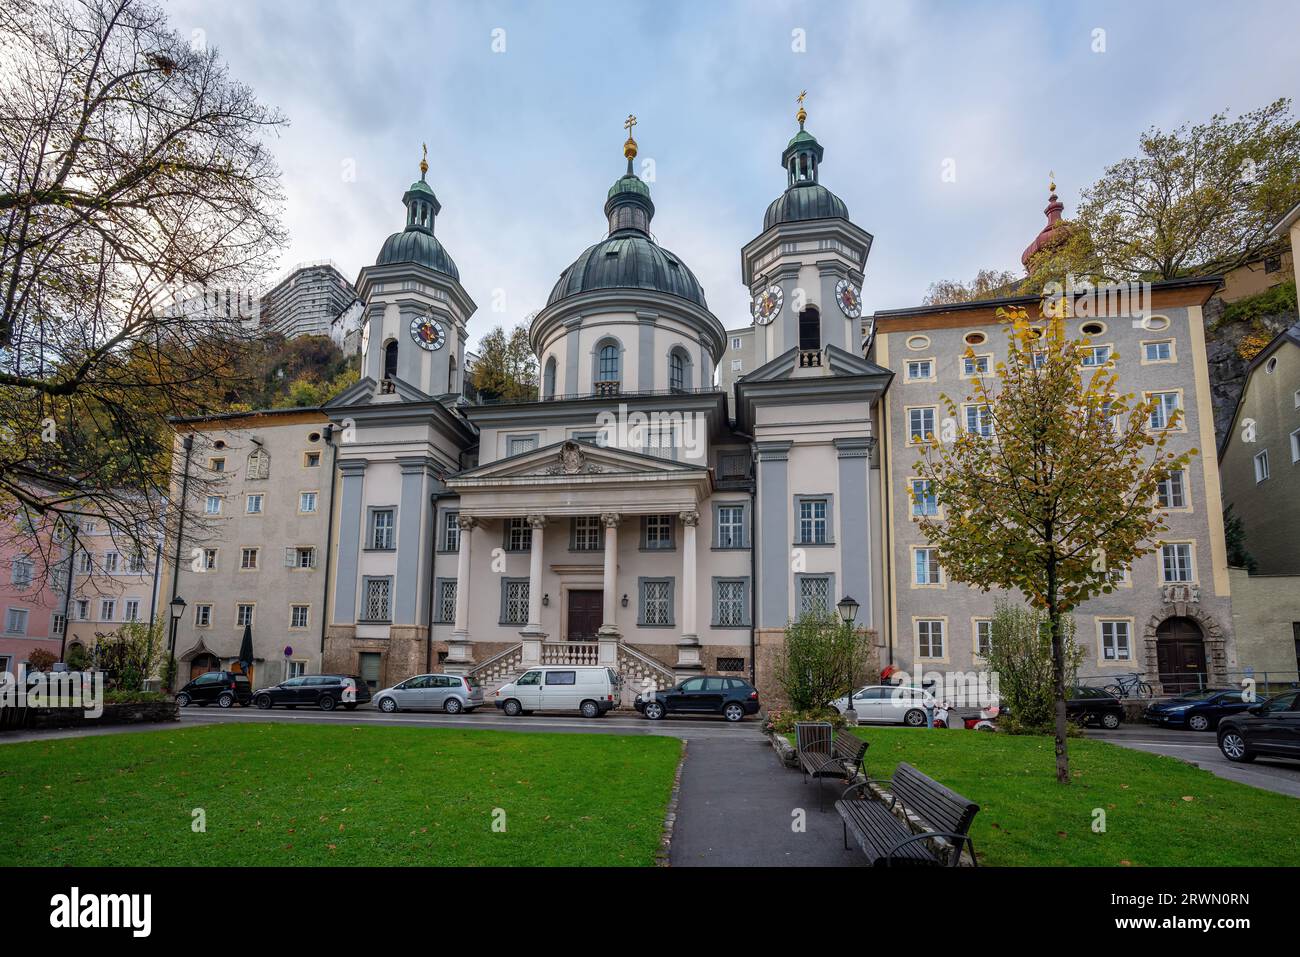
1174 689 1219 701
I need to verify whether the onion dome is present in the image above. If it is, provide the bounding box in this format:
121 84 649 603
375 145 460 280
1021 175 1069 269
546 117 707 308
763 94 850 229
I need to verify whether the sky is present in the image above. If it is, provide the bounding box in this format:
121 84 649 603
167 0 1300 347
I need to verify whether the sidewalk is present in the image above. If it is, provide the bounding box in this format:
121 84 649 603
669 734 864 866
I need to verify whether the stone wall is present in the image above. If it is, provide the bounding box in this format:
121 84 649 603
1227 567 1300 678
1203 294 1297 443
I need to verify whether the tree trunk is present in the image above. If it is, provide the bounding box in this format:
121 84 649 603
1047 557 1071 784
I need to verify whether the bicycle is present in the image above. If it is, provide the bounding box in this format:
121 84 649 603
1102 672 1154 699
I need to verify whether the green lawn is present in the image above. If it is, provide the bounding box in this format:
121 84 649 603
840 727 1299 866
0 724 682 866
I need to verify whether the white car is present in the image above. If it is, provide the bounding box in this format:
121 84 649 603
831 684 937 727
492 665 621 718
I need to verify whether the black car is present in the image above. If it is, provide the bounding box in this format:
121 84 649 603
252 674 372 712
1143 688 1256 732
1217 690 1300 763
633 675 760 722
176 671 253 709
1066 685 1124 729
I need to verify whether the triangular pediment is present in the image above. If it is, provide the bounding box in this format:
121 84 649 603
324 375 431 408
452 439 704 482
743 344 891 383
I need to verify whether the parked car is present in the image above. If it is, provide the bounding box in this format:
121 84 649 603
1217 690 1300 763
252 674 371 712
830 684 937 727
374 674 483 714
1143 688 1256 732
633 675 759 722
1067 685 1124 729
492 666 620 718
175 671 252 709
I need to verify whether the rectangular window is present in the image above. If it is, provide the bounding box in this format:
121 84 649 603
642 514 673 550
917 619 945 658
908 407 936 443
77 552 93 573
964 404 994 438
713 579 748 627
731 337 742 350
1148 392 1180 430
1142 340 1173 363
639 579 673 626
507 435 539 456
505 518 532 552
290 605 309 629
717 657 745 672
913 547 942 585
51 613 66 637
1079 344 1112 367
210 457 226 472
442 511 460 551
286 660 307 679
203 548 218 570
240 547 259 570
11 558 32 588
1156 471 1186 509
283 546 317 569
370 509 396 550
103 552 119 574
644 424 677 460
1254 449 1270 483
205 495 222 515
1161 543 1194 583
236 604 254 627
299 491 318 513
571 516 603 551
436 580 457 623
1100 620 1132 661
797 575 831 617
124 599 140 622
75 599 89 620
128 550 146 574
5 608 28 635
304 451 321 468
797 499 828 545
246 494 263 514
503 579 529 624
906 359 933 381
100 599 116 621
195 604 212 627
715 505 746 549
961 354 991 377
975 619 992 658
730 359 742 372
910 479 938 517
363 578 391 622
1292 428 1300 464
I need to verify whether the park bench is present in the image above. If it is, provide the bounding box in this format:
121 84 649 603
794 722 870 810
835 761 980 866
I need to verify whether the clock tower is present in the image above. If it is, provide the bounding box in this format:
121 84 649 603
356 146 476 398
740 96 873 365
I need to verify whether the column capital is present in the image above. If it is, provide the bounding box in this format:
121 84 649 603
833 436 875 458
601 512 622 528
456 514 479 531
338 457 369 476
526 514 549 529
678 509 700 527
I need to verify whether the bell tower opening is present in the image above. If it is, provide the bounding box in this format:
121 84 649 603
383 340 399 380
798 306 821 351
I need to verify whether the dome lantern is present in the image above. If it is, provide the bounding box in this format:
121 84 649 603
374 144 460 279
604 114 655 237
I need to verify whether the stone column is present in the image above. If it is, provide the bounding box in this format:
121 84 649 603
598 512 621 638
445 514 477 673
331 459 368 625
675 509 703 673
521 515 547 650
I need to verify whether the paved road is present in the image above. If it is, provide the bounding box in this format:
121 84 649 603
1088 724 1300 798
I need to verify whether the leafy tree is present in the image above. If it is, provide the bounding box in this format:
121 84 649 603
470 324 538 402
913 305 1196 782
985 598 1084 734
90 620 164 691
27 648 57 672
1223 504 1258 573
923 268 1022 306
774 608 876 712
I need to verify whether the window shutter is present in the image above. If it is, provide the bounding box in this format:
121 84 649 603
284 547 296 567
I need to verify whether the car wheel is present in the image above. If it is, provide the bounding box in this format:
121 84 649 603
1101 712 1121 730
217 692 234 709
444 697 463 715
254 695 272 710
318 695 336 712
580 700 600 719
723 702 745 722
1219 731 1255 763
176 692 191 708
502 699 522 717
904 709 926 727
643 701 665 720
1188 714 1210 732
378 697 398 714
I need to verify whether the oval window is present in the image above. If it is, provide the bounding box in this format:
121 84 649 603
963 331 987 346
213 440 226 450
1266 357 1278 374
1144 315 1170 332
906 335 931 351
308 432 321 443
1080 321 1106 336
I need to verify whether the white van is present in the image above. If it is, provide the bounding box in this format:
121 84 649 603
492 666 621 718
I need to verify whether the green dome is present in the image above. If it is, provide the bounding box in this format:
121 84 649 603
547 234 706 308
763 182 849 229
376 229 460 280
608 174 651 201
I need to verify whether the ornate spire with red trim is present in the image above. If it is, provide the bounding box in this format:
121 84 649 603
1021 173 1068 270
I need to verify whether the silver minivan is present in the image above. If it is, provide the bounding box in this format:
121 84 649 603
492 666 621 718
374 674 484 714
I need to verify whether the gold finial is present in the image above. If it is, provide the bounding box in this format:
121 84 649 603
419 143 428 179
623 114 638 160
796 90 807 128
1049 169 1056 194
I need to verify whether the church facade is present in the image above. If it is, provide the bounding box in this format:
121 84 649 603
319 109 890 699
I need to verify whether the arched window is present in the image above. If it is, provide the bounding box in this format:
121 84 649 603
798 306 821 351
669 352 684 392
543 357 557 400
384 340 399 379
596 342 620 394
246 448 270 480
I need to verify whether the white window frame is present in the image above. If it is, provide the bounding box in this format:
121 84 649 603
1099 619 1132 661
912 546 943 587
246 494 264 514
906 358 935 382
916 619 945 660
236 603 255 628
906 406 936 444
290 605 310 629
1254 449 1270 484
1146 391 1182 431
1156 470 1188 510
298 490 318 514
1160 543 1195 584
1140 339 1175 364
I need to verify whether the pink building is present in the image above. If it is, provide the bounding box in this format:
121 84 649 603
0 522 65 674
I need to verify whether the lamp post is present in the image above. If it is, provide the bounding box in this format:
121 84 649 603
836 595 860 725
166 596 186 693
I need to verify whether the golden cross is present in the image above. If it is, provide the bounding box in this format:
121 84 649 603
797 90 807 108
624 114 637 133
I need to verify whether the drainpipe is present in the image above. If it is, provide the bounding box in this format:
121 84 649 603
748 479 757 687
318 422 338 659
58 529 78 661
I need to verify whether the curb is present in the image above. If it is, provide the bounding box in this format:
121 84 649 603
656 738 687 867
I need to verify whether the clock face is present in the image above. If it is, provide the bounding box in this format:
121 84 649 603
835 278 862 318
751 284 784 326
409 315 446 351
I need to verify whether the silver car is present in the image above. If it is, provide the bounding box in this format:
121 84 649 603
374 674 483 714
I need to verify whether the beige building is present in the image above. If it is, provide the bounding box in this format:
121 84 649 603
164 409 333 685
869 277 1237 693
62 515 165 660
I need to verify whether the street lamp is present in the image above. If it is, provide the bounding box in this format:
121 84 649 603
167 596 186 693
836 595 860 725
